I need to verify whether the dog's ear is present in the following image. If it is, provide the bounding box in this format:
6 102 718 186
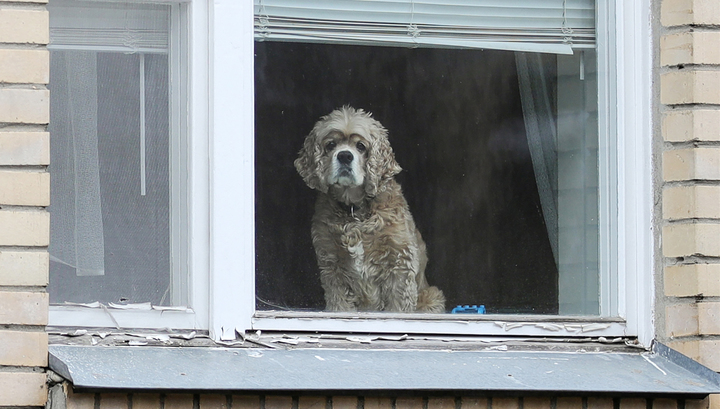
365 118 402 197
294 126 328 193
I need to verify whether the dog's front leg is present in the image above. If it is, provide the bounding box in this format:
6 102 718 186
368 245 420 312
320 268 358 311
382 267 419 312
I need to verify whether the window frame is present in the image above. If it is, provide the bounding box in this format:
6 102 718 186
48 0 654 346
223 0 654 344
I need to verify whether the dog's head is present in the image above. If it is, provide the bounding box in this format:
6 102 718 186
295 107 402 201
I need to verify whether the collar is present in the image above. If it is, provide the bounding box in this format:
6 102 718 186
336 201 362 220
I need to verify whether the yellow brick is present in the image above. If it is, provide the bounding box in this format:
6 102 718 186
233 396 261 409
0 8 48 44
0 49 48 84
556 397 582 409
67 388 95 409
0 170 49 206
663 185 720 220
661 71 720 105
0 291 48 325
662 0 720 26
663 224 720 257
0 89 49 124
200 395 227 409
699 302 720 335
491 398 519 409
298 397 326 409
687 397 710 409
460 398 487 409
661 32 693 66
100 393 128 409
668 339 701 361
663 149 695 181
586 398 613 409
395 397 423 409
133 394 161 409
265 396 292 409
666 303 699 337
164 395 194 409
663 148 720 181
0 210 49 246
0 330 47 366
0 132 49 165
661 107 720 144
661 32 720 66
522 397 550 409
685 32 720 65
428 398 454 409
331 397 356 409
0 372 47 406
619 398 646 409
652 399 679 409
697 340 720 371
363 398 391 409
0 250 48 286
711 395 720 409
665 264 720 297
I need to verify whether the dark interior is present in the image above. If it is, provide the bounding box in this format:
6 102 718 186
254 41 559 314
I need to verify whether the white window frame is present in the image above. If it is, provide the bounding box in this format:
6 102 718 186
220 0 654 345
50 0 654 347
48 0 209 331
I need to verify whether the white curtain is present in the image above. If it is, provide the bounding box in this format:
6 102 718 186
49 50 106 276
515 52 559 265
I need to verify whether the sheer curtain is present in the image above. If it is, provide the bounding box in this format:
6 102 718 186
49 51 105 277
515 52 559 265
48 1 174 305
516 51 600 315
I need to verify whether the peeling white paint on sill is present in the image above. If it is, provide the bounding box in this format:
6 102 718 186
493 321 612 333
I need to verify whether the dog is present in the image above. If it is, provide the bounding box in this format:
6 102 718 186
294 106 445 313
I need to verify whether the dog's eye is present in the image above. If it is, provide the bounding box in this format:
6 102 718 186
325 141 337 152
356 142 367 153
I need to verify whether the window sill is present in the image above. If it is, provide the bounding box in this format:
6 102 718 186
49 341 720 397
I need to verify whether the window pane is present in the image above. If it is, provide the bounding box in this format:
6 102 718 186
255 41 601 315
48 3 176 306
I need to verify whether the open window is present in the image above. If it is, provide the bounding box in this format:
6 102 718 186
47 0 203 329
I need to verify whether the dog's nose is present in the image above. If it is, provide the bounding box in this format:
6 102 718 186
337 150 354 165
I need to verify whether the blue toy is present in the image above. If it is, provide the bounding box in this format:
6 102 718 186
451 304 486 314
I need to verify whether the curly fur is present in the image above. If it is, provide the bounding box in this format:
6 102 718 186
295 107 445 313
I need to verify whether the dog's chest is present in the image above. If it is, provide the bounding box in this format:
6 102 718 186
339 224 369 279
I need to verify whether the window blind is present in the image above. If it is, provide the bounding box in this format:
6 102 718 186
255 0 595 54
49 1 169 53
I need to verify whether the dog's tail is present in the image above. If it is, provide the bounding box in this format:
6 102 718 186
416 286 446 313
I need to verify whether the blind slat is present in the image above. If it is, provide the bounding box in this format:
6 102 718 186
49 1 170 53
255 0 595 54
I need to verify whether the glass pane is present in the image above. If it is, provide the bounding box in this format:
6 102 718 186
48 48 172 305
254 41 601 315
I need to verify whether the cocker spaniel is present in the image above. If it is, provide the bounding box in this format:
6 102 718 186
295 106 445 313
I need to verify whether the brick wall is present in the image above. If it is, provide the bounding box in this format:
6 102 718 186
1 0 718 406
58 392 704 409
660 0 720 408
0 0 50 406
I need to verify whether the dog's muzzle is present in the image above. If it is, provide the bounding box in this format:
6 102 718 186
337 150 354 165
332 149 362 186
